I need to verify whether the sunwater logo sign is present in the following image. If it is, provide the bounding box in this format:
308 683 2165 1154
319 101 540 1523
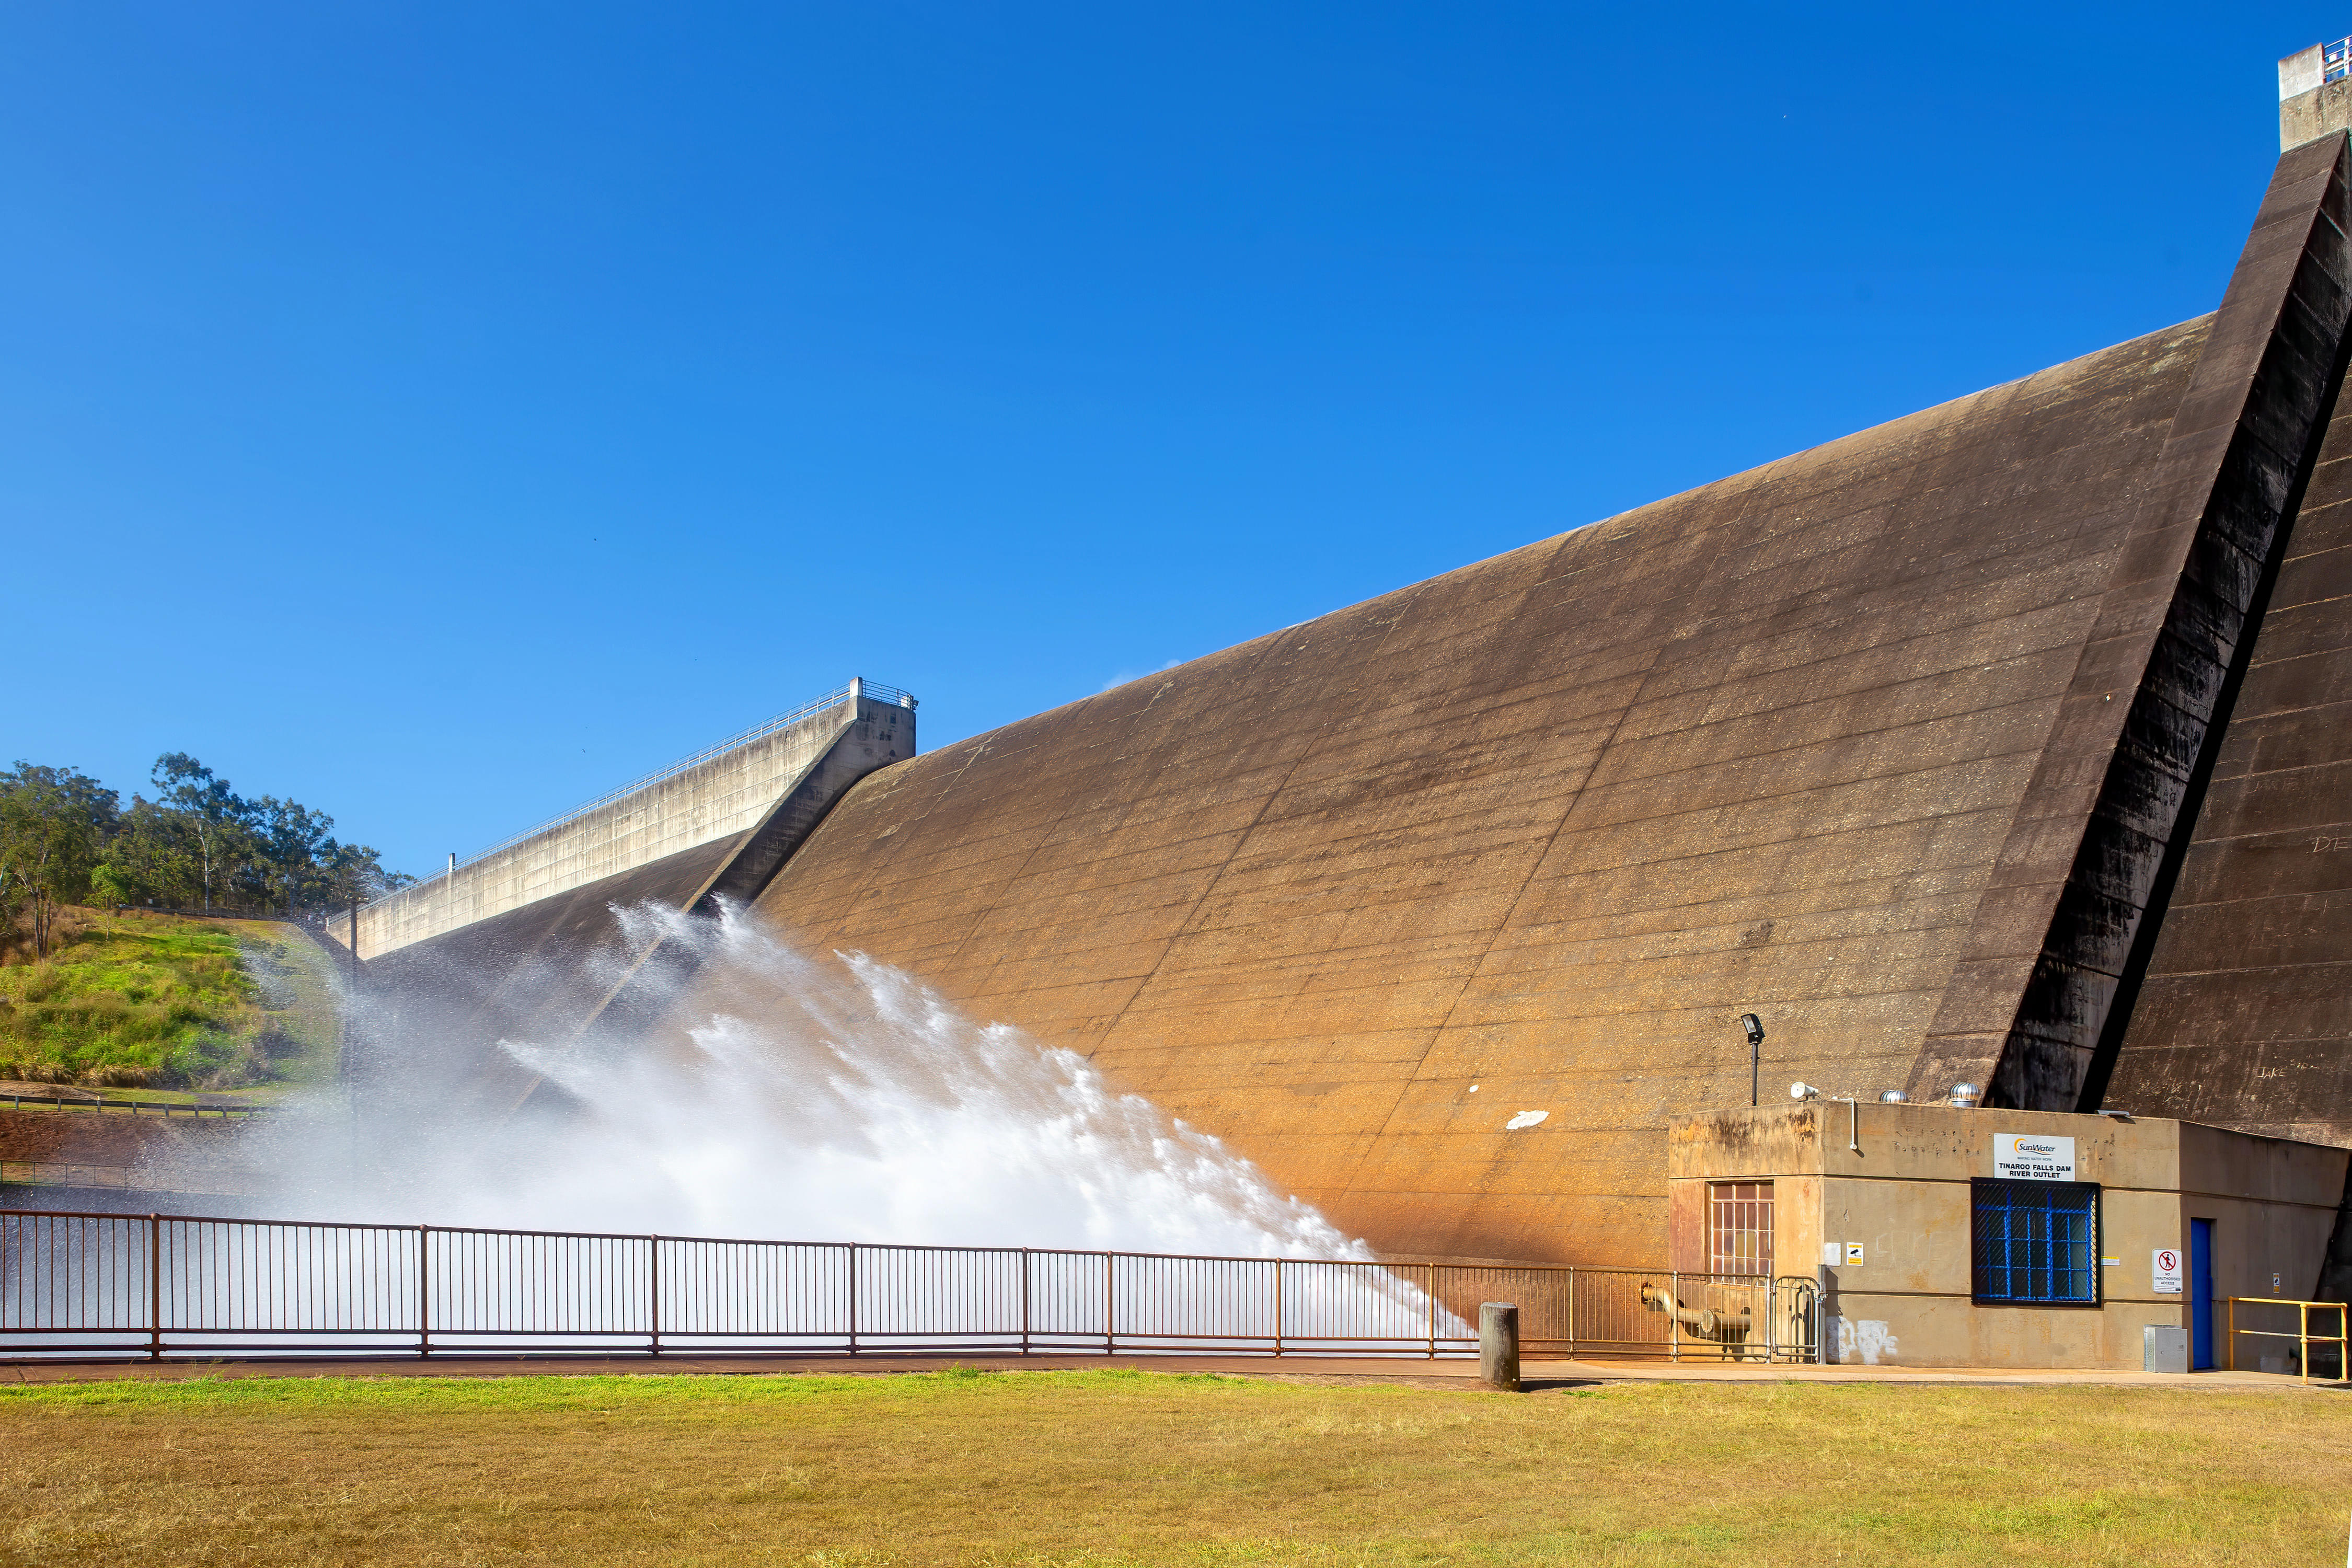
1992 1133 2077 1182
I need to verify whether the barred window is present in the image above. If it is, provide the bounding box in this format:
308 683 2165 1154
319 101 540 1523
1708 1180 1774 1277
1971 1179 2100 1305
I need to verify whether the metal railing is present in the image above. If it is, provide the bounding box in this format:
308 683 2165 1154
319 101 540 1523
2 1093 269 1119
0 1210 1818 1364
0 1163 266 1195
2224 1296 2349 1382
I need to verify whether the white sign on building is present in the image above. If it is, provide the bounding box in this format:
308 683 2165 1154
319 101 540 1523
1992 1133 2077 1182
2152 1248 2184 1295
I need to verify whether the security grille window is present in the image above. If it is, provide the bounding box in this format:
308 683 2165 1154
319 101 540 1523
1971 1179 2101 1305
1708 1181 1773 1277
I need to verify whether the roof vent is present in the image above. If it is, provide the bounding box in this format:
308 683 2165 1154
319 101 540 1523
1948 1082 1982 1109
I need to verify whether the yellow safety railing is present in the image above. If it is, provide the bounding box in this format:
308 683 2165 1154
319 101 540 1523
2223 1297 2349 1383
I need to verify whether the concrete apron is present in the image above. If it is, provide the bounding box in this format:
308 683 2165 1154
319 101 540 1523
0 1353 2337 1391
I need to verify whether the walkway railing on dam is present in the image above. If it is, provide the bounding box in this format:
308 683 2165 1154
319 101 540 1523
0 1210 1818 1364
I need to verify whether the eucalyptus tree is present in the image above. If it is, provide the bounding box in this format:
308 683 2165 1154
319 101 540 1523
0 764 115 958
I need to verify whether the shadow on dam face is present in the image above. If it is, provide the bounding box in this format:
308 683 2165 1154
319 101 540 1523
273 900 1378 1260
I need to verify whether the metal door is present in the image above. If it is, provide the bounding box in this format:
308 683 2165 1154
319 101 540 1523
2190 1218 2215 1370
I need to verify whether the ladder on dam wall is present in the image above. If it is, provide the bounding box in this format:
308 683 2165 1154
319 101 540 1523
331 678 917 961
0 1208 1820 1365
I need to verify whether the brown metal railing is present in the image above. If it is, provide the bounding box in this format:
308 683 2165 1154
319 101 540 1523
0 1209 1818 1364
2 1093 269 1118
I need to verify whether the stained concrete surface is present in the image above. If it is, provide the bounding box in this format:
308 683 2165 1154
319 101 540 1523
718 138 2352 1269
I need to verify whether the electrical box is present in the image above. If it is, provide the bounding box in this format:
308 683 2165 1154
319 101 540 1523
2143 1324 2188 1374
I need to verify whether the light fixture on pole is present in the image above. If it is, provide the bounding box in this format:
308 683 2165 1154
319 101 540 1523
1740 1013 1766 1107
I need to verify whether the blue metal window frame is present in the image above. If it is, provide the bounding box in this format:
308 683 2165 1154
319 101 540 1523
1970 1178 2101 1306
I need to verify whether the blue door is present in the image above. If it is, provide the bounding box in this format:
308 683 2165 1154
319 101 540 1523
2190 1219 2215 1370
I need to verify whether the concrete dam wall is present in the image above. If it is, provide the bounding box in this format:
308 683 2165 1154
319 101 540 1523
362 131 2352 1272
726 134 2352 1265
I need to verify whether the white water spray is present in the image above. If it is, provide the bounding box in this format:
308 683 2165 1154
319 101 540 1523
263 901 1373 1262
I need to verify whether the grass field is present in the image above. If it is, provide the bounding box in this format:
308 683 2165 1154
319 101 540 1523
0 909 339 1096
2 1369 2346 1566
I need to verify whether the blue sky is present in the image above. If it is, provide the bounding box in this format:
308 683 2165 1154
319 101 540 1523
2 4 2334 875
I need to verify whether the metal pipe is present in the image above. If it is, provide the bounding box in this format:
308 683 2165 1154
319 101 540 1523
1831 1096 1860 1154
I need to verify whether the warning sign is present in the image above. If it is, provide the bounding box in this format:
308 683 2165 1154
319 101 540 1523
1992 1133 2077 1182
2152 1248 2184 1295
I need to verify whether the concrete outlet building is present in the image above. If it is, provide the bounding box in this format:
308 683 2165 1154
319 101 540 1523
1669 1100 2348 1369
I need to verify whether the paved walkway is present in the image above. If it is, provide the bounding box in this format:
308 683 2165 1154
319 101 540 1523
0 1351 2338 1391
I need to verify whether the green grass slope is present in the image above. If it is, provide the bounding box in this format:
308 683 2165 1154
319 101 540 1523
3 1371 2349 1565
0 908 340 1097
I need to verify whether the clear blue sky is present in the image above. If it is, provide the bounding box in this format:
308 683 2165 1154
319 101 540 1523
2 4 2333 875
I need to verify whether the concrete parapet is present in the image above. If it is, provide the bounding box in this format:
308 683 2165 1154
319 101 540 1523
2281 41 2352 151
349 682 915 960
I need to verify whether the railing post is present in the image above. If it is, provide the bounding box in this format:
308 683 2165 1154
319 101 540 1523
1567 1266 1577 1363
1103 1251 1114 1356
147 1213 162 1362
649 1234 662 1357
847 1243 859 1356
1273 1258 1284 1358
417 1226 431 1359
1020 1248 1031 1356
1426 1265 1437 1360
1669 1270 1679 1363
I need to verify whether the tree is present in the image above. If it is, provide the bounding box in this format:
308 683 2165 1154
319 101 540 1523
151 753 249 913
245 795 339 913
87 861 139 909
0 765 109 958
328 840 417 906
0 754 411 925
95 795 201 908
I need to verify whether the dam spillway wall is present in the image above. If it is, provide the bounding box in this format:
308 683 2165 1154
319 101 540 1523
347 685 918 1101
349 681 917 960
721 134 2352 1266
352 130 2352 1274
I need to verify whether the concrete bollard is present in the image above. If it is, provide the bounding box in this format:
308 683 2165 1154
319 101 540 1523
1479 1301 1520 1391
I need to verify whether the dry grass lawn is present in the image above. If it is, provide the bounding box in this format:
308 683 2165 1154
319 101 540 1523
2 1368 2347 1565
